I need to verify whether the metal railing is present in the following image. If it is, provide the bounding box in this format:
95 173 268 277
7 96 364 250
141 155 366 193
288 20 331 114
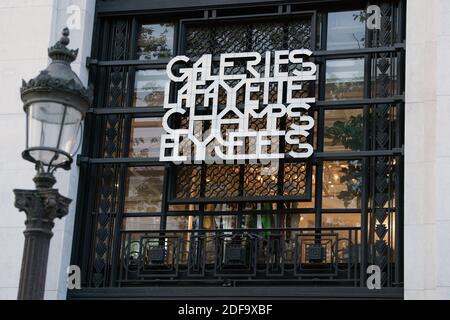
117 227 363 286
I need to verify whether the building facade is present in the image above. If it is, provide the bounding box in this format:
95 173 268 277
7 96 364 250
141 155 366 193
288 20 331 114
0 0 449 300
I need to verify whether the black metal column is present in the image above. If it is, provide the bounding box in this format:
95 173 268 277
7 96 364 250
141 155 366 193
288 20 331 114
14 172 71 300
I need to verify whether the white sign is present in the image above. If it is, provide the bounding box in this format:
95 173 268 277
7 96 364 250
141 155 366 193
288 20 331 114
160 50 317 164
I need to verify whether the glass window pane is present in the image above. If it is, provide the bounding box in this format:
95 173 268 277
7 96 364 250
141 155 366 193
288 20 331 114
137 23 174 60
322 214 361 228
243 203 277 211
168 204 199 212
324 109 363 152
325 58 364 100
284 214 315 228
241 214 276 229
284 199 315 210
123 217 160 231
205 203 239 212
203 215 237 230
327 11 366 50
133 70 168 107
322 160 362 209
124 167 165 213
129 118 164 158
166 216 199 230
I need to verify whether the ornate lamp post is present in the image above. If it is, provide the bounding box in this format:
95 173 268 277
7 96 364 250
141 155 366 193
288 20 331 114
13 28 91 300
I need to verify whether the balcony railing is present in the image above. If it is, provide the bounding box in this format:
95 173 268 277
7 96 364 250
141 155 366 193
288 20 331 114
117 227 366 286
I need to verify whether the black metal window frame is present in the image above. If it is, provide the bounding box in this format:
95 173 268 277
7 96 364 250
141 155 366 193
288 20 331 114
71 0 405 298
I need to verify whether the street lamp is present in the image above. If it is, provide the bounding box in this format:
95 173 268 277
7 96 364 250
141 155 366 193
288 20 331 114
13 28 91 300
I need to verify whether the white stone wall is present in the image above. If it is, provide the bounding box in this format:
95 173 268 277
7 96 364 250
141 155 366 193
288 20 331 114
0 0 94 300
404 0 450 300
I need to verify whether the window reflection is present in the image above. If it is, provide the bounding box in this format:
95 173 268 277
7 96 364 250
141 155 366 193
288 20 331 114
166 216 198 230
323 160 362 209
123 217 160 231
133 70 168 107
284 214 315 229
137 23 174 60
322 214 361 228
129 118 164 158
205 203 239 212
326 58 364 100
168 204 199 212
124 167 164 213
203 215 237 230
243 203 277 211
324 109 363 152
242 214 276 229
327 11 366 50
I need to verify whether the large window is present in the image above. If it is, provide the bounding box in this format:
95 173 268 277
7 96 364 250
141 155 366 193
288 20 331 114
73 1 405 292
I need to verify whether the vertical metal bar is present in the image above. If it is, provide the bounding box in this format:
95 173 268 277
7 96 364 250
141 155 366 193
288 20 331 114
315 11 327 231
359 32 373 285
108 17 138 286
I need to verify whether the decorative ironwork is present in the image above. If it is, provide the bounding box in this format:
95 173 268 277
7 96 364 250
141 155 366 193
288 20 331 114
90 18 132 287
175 165 202 199
185 18 312 57
118 228 360 285
74 1 405 293
244 164 279 197
371 2 397 287
283 163 308 196
205 165 240 198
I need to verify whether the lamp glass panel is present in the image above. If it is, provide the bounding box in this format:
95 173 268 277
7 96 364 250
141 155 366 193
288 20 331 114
27 102 82 165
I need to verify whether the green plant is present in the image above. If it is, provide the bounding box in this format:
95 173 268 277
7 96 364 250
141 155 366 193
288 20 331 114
324 114 363 151
325 115 363 207
337 161 362 208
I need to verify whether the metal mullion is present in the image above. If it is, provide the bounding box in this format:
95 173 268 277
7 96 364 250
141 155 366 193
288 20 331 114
360 147 370 285
182 11 314 25
394 154 404 285
198 164 207 229
88 106 166 115
359 56 372 285
314 10 327 231
157 14 180 230
310 9 318 51
316 96 404 107
86 165 102 285
160 165 171 230
78 149 403 166
78 157 167 165
120 226 360 234
108 16 139 287
71 159 95 285
89 59 171 67
82 17 111 286
237 165 245 228
90 45 405 67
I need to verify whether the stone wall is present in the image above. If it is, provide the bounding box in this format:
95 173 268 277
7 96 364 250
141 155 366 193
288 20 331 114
0 0 94 300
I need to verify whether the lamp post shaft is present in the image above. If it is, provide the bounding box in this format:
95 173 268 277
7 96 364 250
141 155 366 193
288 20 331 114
17 228 52 300
14 172 71 300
